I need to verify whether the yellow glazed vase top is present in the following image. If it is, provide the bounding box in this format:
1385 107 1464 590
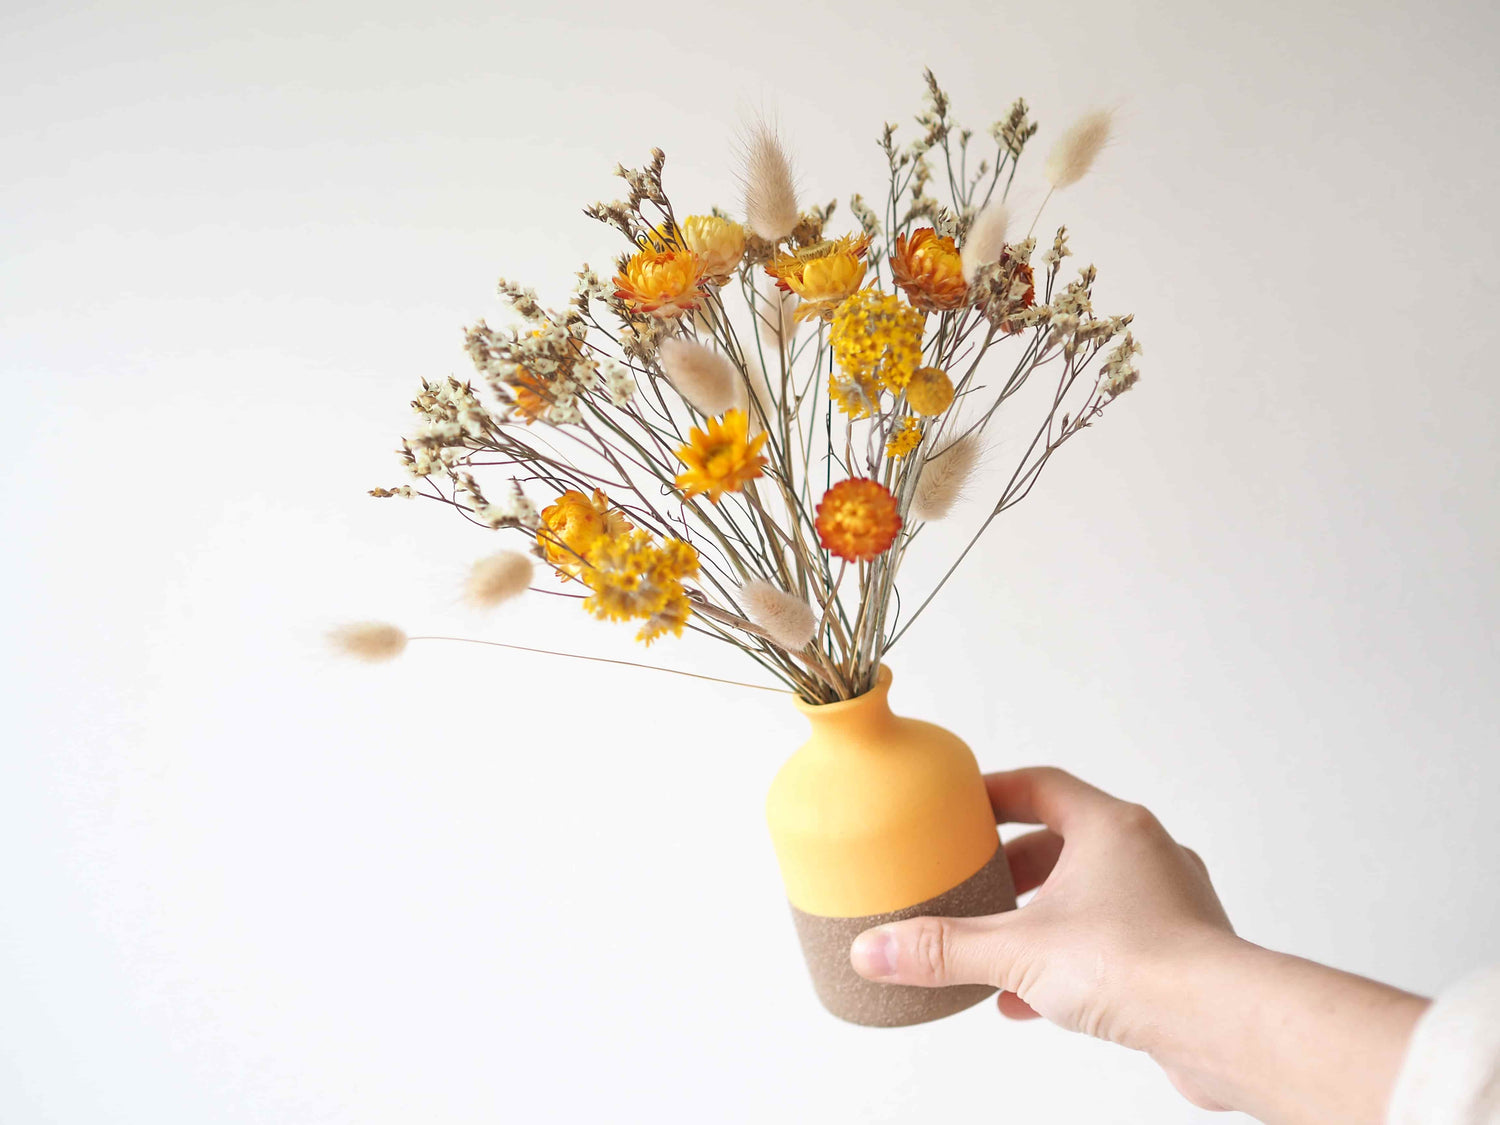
765 665 1001 918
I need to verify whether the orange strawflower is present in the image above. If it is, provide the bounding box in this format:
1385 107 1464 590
889 228 969 312
764 234 869 322
674 409 768 503
537 488 634 578
614 247 706 318
815 478 902 562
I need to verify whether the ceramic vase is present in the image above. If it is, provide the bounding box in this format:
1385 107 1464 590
764 665 1017 1027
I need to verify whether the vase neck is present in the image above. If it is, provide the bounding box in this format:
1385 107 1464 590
796 666 898 744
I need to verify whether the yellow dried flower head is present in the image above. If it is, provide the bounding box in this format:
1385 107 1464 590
765 234 869 322
828 371 881 420
890 228 969 312
905 366 955 416
829 288 926 407
885 417 922 460
678 215 747 283
537 488 634 579
674 409 768 503
581 530 699 645
614 247 706 318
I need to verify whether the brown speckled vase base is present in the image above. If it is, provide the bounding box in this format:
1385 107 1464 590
789 842 1017 1027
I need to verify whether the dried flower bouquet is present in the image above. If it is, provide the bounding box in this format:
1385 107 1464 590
350 72 1140 704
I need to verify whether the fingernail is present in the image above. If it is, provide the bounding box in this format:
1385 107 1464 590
850 929 897 979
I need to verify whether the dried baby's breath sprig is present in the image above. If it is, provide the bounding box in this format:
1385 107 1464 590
329 622 409 662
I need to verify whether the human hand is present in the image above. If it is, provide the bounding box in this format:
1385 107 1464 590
849 767 1236 1106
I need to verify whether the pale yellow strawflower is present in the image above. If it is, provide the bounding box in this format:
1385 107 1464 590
679 215 747 282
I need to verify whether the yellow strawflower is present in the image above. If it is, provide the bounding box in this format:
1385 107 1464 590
765 234 869 322
537 489 633 579
674 409 768 503
614 247 706 318
678 215 747 283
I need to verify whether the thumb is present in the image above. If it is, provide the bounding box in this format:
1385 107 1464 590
849 913 1017 989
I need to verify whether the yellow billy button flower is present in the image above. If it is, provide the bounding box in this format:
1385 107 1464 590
674 409 769 504
889 228 969 312
815 478 903 562
614 247 707 318
537 488 634 579
678 215 747 283
765 234 870 322
905 366 955 416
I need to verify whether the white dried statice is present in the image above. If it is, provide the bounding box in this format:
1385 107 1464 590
599 358 636 407
848 193 881 243
739 580 818 651
911 434 981 522
1099 332 1142 397
961 200 1009 283
657 337 738 416
1042 227 1072 266
1045 109 1112 191
402 377 490 478
742 119 799 242
476 481 540 531
466 552 534 608
329 622 408 662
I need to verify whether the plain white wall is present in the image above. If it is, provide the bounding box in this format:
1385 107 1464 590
3 0 1497 1121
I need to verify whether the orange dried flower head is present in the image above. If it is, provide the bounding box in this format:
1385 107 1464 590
765 234 869 322
674 409 768 504
815 478 902 562
889 228 969 312
614 247 706 318
537 488 633 578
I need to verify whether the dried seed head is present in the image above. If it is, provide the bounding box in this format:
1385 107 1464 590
466 551 533 609
960 200 1009 283
1044 109 1112 190
657 337 739 416
741 119 799 242
329 622 408 662
739 580 818 651
911 434 981 521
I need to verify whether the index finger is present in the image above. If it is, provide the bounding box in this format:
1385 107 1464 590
983 767 1122 836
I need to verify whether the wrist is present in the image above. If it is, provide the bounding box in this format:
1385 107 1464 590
1138 932 1429 1124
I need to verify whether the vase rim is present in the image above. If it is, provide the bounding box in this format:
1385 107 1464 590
792 663 893 717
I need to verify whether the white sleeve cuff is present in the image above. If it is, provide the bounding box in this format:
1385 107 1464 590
1388 965 1500 1124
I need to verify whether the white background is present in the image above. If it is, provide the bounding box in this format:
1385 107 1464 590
4 1 1498 1121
